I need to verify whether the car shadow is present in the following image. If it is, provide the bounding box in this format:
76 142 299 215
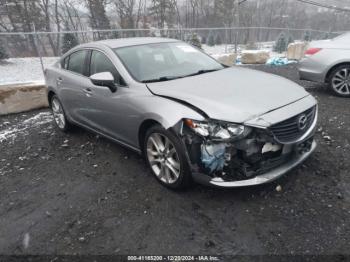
64 118 310 202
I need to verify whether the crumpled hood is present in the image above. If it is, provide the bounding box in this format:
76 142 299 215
147 67 309 123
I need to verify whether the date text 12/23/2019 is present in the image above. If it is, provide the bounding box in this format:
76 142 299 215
127 256 220 261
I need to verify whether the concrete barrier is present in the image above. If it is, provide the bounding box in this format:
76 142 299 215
212 53 237 66
287 42 308 60
241 50 270 64
0 82 48 115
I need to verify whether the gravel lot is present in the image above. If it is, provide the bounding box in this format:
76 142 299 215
0 64 349 257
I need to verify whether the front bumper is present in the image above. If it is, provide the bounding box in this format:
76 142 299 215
192 140 316 187
180 100 318 188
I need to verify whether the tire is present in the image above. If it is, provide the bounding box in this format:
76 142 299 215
328 65 350 98
50 95 72 132
143 124 192 189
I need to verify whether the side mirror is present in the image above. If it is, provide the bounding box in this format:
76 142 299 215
90 72 117 92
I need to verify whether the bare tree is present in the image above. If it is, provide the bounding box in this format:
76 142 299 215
0 0 45 56
85 0 110 39
38 0 61 55
148 0 175 29
114 0 136 29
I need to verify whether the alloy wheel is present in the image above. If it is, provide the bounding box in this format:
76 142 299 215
51 98 66 129
146 133 181 184
331 68 350 95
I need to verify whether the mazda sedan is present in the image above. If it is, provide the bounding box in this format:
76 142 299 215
45 37 318 189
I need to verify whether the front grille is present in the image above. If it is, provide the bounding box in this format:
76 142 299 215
270 106 316 143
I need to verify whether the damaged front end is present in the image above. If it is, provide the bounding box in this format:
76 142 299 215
173 108 317 187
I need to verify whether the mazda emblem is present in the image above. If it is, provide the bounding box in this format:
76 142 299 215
298 114 308 131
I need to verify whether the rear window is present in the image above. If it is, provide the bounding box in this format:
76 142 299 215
62 56 69 69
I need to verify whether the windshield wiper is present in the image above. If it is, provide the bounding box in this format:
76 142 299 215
141 76 182 83
141 68 221 83
184 68 221 77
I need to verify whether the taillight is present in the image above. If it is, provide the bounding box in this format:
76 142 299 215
305 48 322 56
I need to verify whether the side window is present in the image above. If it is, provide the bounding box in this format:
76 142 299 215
90 50 125 86
67 50 88 75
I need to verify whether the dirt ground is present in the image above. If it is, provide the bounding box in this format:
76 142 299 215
0 64 349 257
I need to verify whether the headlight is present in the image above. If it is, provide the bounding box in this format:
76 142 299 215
184 119 250 140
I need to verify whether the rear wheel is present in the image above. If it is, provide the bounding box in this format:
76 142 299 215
329 65 350 97
144 125 192 189
50 95 72 132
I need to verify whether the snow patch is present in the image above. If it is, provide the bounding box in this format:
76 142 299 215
242 49 270 54
0 112 53 143
0 57 58 85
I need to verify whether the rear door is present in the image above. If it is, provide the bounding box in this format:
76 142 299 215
58 49 91 123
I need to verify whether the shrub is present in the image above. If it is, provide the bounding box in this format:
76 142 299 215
207 33 215 46
215 34 222 45
303 31 312 42
189 33 202 49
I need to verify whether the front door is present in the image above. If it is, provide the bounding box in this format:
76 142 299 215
79 50 130 142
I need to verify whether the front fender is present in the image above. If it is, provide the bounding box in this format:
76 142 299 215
138 96 206 129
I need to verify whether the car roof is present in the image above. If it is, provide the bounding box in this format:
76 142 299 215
79 37 181 49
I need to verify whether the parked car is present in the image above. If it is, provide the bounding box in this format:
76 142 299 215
299 32 350 97
45 37 318 189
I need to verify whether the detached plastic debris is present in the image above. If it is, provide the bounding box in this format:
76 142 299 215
266 57 297 66
276 185 282 192
201 143 226 173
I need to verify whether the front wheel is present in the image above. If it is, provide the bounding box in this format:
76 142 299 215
329 65 350 97
144 125 192 189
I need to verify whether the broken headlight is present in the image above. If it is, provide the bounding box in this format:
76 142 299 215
184 119 251 141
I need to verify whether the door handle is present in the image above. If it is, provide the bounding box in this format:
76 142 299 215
83 88 93 96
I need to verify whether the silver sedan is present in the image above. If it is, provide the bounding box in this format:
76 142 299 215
299 32 350 97
45 37 317 189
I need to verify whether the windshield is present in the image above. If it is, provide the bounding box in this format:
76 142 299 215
333 32 350 42
114 42 224 83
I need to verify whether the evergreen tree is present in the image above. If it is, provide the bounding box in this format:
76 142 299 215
190 33 202 49
304 31 312 42
61 32 79 54
0 39 9 60
274 32 288 53
201 36 207 44
215 34 222 45
207 33 215 47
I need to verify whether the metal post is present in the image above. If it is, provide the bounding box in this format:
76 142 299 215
32 23 45 73
225 26 228 53
235 0 240 54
